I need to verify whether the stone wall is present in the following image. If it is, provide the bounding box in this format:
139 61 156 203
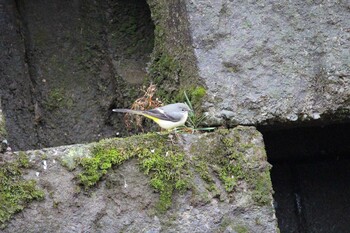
0 0 155 150
185 0 350 126
1 127 279 233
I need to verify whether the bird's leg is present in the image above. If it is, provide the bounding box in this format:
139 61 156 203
167 128 182 144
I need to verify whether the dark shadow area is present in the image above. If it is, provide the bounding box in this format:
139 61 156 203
261 123 350 233
0 0 154 150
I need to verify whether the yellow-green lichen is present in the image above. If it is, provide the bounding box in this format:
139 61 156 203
0 153 45 228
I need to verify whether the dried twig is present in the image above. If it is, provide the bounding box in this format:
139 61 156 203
124 84 163 131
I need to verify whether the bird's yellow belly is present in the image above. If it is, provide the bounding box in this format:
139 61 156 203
152 113 188 129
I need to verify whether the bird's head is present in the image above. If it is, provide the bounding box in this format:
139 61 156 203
177 103 192 113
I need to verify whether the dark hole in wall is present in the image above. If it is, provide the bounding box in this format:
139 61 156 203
0 0 155 150
261 123 350 233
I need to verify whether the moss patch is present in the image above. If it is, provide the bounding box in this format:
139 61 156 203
218 128 272 205
0 153 45 228
74 127 272 211
0 111 7 139
175 86 206 106
76 133 190 211
233 224 249 233
78 146 132 187
147 1 204 105
190 127 273 206
140 147 188 211
147 51 207 107
216 217 250 233
44 88 74 111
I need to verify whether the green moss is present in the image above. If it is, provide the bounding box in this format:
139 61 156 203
234 224 249 233
60 147 89 171
175 86 207 105
194 160 213 184
147 1 203 104
17 151 30 168
76 133 190 211
216 217 250 233
74 127 272 213
147 52 181 103
191 86 206 102
147 51 207 107
78 146 132 188
0 111 6 139
44 88 74 111
192 129 243 192
140 148 188 212
251 170 273 205
0 153 45 228
193 160 222 205
189 127 273 206
218 129 272 205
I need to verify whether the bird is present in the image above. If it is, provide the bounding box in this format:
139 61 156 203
112 103 192 130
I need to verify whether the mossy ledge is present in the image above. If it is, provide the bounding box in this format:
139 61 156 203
70 126 273 214
0 152 45 229
0 127 275 231
75 132 190 212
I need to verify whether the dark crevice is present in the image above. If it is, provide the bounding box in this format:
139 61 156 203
262 123 350 233
14 0 38 90
14 0 41 146
291 166 307 233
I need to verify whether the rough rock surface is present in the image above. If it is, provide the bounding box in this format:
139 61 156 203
185 0 350 125
0 0 39 149
0 0 154 150
2 127 278 233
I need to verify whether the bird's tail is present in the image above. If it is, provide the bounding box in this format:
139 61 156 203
112 109 145 116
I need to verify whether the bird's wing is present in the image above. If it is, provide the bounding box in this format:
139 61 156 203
144 108 181 122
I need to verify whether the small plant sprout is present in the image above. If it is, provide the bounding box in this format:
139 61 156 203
182 91 215 133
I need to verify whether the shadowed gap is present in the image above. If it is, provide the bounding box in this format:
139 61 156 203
261 123 350 233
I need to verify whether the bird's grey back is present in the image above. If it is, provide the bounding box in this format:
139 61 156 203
160 103 189 112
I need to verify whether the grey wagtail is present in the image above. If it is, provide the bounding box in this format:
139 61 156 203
112 103 191 129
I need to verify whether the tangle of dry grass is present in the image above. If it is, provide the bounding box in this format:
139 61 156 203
124 84 163 131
